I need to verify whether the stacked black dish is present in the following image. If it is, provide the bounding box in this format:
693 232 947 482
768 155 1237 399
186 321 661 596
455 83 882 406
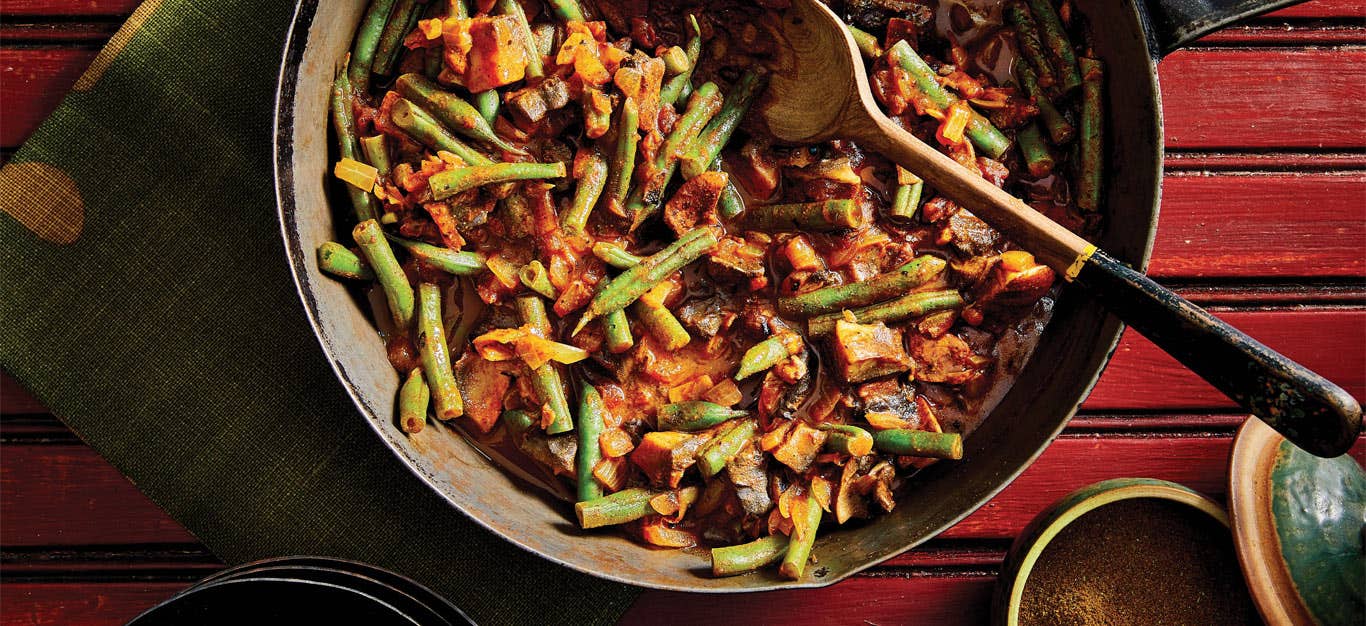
127 557 474 625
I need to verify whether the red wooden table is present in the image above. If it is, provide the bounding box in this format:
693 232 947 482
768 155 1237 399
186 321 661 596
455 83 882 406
2 2 1364 624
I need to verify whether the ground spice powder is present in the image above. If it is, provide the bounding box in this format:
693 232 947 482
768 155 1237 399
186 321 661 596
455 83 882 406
1018 498 1258 625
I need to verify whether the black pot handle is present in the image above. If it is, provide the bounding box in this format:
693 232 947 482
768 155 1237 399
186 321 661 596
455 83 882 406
1078 250 1362 458
1143 0 1305 56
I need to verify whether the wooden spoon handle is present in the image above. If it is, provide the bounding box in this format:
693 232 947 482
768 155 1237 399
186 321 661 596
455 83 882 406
1078 251 1361 457
852 114 1095 278
855 111 1361 457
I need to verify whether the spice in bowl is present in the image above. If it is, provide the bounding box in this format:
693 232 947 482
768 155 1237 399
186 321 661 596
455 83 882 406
1019 498 1258 625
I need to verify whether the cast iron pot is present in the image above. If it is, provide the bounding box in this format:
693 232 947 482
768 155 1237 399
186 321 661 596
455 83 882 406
274 0 1299 592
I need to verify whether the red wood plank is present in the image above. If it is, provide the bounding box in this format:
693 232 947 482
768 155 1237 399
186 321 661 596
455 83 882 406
0 444 200 546
5 432 1358 547
0 1 140 17
2 371 47 414
623 575 996 626
1165 151 1366 171
1160 48 1366 149
0 48 96 148
1267 0 1366 18
1085 309 1366 410
1150 172 1366 278
942 435 1232 539
1198 24 1366 45
0 22 122 44
941 435 1365 540
1 582 187 626
2 37 1366 152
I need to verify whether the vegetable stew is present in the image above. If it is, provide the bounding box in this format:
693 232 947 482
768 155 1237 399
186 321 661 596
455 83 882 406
320 0 1104 580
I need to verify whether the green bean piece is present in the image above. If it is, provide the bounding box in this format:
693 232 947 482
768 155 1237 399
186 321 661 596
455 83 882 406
661 46 691 75
389 97 494 167
423 47 443 80
741 199 863 232
887 41 1011 159
519 260 559 299
680 70 767 180
572 227 719 334
562 146 608 234
359 134 392 177
1016 59 1075 145
735 332 803 381
516 295 574 434
576 383 606 501
778 256 947 318
1078 57 1104 212
1026 0 1082 94
633 300 691 351
450 0 469 19
547 0 585 23
472 89 500 125
659 15 702 106
779 496 823 580
591 241 644 270
1004 1 1057 94
331 70 379 222
353 220 415 328
317 242 375 281
349 0 398 93
890 180 924 221
418 282 464 419
847 25 884 59
394 74 523 154
385 235 486 275
712 535 790 577
496 0 543 79
821 424 874 456
602 308 634 354
807 290 965 336
628 82 723 226
715 160 746 220
575 487 661 529
604 97 640 216
698 418 758 477
872 429 964 459
399 367 430 434
429 162 566 200
373 0 423 75
656 401 747 432
1017 122 1055 178
501 408 537 434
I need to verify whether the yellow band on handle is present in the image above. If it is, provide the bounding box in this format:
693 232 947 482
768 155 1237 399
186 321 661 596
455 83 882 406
1064 245 1097 282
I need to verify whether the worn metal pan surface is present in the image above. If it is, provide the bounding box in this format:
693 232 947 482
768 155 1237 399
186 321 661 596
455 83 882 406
274 0 1298 592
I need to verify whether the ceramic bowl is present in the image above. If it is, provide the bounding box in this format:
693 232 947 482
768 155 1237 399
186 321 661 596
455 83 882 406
991 477 1230 625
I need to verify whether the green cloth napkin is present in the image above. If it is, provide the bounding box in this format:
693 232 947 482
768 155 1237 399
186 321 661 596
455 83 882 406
0 2 638 623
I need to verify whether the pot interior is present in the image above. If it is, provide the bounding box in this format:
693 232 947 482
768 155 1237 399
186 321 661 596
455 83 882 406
276 0 1161 591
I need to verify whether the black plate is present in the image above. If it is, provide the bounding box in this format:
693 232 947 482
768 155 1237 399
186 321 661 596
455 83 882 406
128 577 419 626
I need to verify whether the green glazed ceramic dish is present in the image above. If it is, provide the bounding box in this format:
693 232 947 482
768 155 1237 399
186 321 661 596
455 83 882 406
1229 418 1365 626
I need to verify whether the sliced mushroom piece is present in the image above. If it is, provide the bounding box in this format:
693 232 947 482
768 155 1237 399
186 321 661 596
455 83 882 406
518 432 578 477
726 444 774 516
834 458 870 524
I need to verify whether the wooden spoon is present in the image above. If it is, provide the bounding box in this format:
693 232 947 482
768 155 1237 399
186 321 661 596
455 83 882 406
761 0 1360 457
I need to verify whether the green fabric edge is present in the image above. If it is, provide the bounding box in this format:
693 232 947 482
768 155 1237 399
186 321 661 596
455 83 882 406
0 2 638 624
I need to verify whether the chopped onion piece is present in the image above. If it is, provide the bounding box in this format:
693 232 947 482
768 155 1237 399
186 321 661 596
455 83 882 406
334 158 378 193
